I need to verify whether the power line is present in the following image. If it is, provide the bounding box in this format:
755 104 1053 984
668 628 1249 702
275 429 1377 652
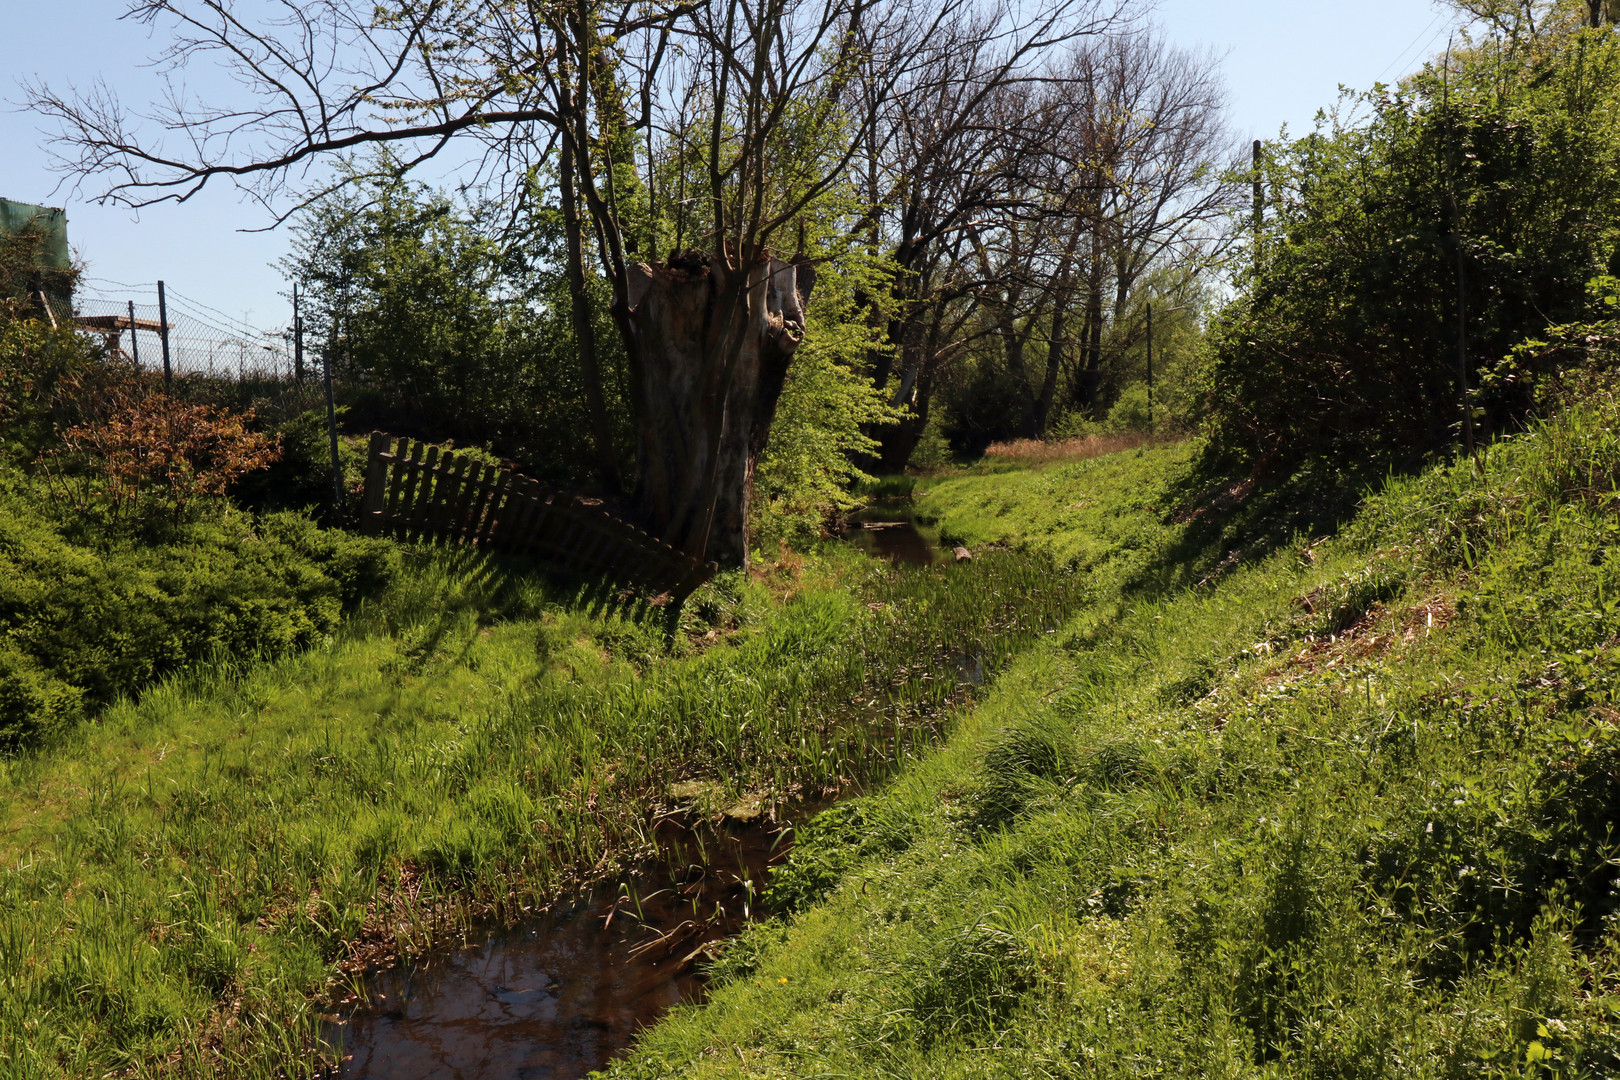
165 295 268 341
1376 11 1454 85
166 285 283 338
78 275 159 293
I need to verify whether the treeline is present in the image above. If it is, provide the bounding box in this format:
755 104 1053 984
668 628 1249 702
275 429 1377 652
281 19 1238 510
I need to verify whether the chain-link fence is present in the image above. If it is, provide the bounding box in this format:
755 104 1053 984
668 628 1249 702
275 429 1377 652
72 279 298 382
70 279 328 419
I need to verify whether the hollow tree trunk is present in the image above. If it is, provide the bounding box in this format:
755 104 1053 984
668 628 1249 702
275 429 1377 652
620 253 814 570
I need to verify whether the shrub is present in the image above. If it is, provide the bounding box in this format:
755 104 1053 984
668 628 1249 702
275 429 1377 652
1204 27 1620 477
37 384 279 525
0 489 398 747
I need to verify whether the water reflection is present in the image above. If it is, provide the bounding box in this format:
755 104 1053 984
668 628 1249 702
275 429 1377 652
330 814 795 1079
845 500 940 565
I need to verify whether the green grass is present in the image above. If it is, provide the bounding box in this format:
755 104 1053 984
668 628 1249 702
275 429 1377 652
0 535 1092 1075
601 409 1620 1077
913 443 1194 587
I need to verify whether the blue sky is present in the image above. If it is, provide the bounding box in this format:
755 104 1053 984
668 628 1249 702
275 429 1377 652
0 1 1463 333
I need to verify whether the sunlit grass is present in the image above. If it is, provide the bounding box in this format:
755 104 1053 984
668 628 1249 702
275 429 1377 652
0 535 1090 1074
604 402 1620 1078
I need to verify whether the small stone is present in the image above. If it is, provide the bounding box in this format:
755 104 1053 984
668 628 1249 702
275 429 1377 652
953 546 973 562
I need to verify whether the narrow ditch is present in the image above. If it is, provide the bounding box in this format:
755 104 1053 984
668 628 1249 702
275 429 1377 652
324 808 812 1078
326 509 1033 1077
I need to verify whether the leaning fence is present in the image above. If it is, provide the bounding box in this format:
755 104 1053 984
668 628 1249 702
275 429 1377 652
355 433 716 602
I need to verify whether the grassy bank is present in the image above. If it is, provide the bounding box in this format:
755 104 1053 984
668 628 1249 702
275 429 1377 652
0 539 1089 1075
603 417 1620 1076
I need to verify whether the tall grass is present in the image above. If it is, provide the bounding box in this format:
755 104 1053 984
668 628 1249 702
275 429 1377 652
982 432 1154 466
0 539 1086 1075
603 399 1620 1079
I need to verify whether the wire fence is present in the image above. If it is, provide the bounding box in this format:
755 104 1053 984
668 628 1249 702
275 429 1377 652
71 279 299 383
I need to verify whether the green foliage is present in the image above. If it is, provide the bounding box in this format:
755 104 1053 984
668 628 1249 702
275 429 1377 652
0 483 397 746
0 317 112 462
284 162 633 487
604 399 1620 1078
754 250 902 545
1206 25 1620 475
229 407 371 514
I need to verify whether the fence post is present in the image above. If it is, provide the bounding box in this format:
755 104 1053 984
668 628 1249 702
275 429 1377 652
157 280 173 387
323 346 343 512
293 283 304 383
127 300 141 367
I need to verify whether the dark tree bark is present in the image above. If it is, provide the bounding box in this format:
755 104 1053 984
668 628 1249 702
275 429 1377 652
559 132 622 494
1034 290 1070 436
1072 248 1107 412
621 256 815 568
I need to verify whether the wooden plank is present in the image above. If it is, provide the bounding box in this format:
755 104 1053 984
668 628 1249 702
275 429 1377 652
498 477 533 556
517 481 556 561
383 437 414 526
359 432 390 522
404 445 441 541
428 453 464 541
556 499 599 571
354 431 719 601
449 460 484 543
470 468 510 548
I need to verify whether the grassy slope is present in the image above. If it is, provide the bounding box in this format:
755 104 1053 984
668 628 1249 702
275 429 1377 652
606 426 1620 1077
0 536 1092 1075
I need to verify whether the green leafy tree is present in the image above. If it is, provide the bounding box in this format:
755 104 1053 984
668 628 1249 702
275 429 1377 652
1204 23 1620 476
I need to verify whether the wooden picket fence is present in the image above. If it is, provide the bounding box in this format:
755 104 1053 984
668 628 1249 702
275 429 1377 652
355 432 716 602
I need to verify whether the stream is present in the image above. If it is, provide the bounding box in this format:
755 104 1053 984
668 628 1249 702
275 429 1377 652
326 811 801 1078
327 498 946 1078
843 498 943 565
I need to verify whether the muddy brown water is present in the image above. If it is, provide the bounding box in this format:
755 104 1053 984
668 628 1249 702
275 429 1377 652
326 812 806 1079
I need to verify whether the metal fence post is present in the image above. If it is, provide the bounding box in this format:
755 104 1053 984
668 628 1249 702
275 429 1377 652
293 283 304 383
156 280 173 387
323 346 343 511
127 300 141 367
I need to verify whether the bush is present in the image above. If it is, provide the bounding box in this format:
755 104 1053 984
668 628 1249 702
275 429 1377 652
0 489 398 747
1204 27 1620 477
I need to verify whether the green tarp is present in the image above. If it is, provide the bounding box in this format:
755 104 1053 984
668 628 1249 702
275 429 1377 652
0 198 69 271
0 198 72 311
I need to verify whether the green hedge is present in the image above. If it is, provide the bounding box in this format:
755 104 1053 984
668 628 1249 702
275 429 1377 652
0 491 398 747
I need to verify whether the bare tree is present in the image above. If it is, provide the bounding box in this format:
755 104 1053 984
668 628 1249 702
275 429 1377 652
843 21 1234 463
841 4 1125 468
30 0 1118 567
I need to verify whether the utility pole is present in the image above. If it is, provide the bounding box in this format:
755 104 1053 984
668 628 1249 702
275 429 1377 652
292 283 304 382
127 300 141 367
1252 140 1263 237
157 279 173 387
1441 41 1477 464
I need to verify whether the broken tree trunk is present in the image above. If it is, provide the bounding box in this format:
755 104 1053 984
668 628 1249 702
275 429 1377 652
621 253 815 571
